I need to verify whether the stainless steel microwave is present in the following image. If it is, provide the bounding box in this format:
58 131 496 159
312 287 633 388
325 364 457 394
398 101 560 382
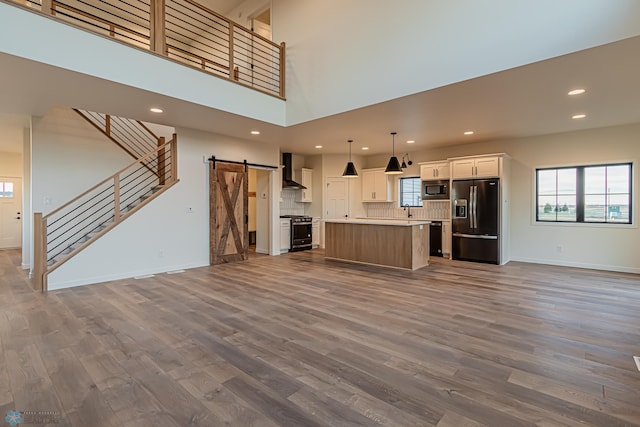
422 180 449 200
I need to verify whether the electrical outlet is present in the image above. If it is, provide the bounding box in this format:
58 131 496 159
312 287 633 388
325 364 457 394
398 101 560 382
556 245 563 253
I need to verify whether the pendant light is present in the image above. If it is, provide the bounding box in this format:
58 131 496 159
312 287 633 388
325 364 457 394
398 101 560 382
342 139 358 178
384 132 403 174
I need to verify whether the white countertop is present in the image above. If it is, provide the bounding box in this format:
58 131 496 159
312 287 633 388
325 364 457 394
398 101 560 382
324 218 431 226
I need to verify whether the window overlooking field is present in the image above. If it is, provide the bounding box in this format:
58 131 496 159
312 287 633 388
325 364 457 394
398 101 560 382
399 177 423 207
536 163 632 224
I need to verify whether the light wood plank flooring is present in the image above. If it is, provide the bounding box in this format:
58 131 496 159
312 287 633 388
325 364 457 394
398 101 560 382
1 248 640 426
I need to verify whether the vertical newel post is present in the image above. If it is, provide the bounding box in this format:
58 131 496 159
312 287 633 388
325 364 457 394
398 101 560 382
229 22 236 80
33 213 45 292
279 42 286 98
171 134 178 182
105 114 111 137
41 0 53 15
158 137 166 186
150 0 166 54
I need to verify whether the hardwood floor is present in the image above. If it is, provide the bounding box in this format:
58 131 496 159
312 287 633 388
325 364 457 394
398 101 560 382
1 248 640 426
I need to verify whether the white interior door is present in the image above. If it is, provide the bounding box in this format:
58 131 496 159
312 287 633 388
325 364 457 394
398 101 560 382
326 177 349 219
0 177 22 249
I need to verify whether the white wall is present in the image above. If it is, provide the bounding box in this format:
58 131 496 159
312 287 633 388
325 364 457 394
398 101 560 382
46 124 281 289
272 0 640 125
0 152 22 176
31 108 134 215
365 123 640 273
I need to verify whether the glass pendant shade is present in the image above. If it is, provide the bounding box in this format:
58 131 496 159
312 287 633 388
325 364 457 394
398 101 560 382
384 132 403 174
342 139 358 177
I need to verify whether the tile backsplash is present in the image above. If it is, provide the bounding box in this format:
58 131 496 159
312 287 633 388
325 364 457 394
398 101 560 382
280 190 305 216
365 200 450 220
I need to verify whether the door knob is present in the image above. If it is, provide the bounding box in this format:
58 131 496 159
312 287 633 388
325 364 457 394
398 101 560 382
16 217 21 220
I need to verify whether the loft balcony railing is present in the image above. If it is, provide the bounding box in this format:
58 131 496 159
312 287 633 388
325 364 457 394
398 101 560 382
9 0 285 98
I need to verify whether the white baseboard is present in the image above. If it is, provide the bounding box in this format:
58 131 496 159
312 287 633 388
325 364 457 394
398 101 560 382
47 261 209 290
509 256 640 274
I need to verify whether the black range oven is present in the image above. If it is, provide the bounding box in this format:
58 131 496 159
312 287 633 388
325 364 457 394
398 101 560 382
281 215 312 251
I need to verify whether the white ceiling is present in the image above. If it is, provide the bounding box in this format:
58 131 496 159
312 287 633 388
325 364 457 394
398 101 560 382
1 33 639 156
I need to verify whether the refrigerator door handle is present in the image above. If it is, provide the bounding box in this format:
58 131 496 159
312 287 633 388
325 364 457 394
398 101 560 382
471 185 477 229
453 233 498 240
470 185 474 229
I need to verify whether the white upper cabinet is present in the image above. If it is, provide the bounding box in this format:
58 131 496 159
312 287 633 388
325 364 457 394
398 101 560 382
362 168 392 202
451 156 500 179
297 168 313 202
420 162 450 180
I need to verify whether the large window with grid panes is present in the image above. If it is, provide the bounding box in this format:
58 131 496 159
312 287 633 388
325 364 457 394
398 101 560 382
536 163 632 224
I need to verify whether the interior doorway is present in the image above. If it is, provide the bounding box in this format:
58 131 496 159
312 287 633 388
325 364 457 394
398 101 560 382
250 7 271 39
248 167 271 256
0 177 22 249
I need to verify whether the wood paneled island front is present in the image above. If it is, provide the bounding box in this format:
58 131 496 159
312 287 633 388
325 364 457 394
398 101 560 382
324 219 431 270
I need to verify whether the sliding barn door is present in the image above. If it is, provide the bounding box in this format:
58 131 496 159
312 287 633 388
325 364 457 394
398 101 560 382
210 161 248 264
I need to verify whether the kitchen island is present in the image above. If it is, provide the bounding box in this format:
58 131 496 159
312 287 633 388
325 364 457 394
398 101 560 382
324 219 431 270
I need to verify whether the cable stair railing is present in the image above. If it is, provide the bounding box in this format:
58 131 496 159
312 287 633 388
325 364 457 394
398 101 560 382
32 133 178 292
6 0 285 98
73 108 166 173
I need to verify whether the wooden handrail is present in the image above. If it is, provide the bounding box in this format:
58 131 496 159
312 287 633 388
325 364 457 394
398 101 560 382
74 109 143 161
177 0 281 51
165 43 229 73
7 0 286 98
51 0 151 42
43 139 174 220
136 120 159 140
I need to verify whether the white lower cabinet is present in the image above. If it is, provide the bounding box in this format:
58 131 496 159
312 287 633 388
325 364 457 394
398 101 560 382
442 220 451 257
312 217 320 248
280 219 291 252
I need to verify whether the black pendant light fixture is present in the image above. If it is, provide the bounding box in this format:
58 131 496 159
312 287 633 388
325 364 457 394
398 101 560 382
384 132 403 174
342 139 358 178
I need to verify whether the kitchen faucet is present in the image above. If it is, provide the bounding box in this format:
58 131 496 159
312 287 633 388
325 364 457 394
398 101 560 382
403 204 412 218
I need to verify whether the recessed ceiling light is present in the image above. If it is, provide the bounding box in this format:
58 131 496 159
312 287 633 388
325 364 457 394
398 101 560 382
572 114 586 119
315 145 323 149
568 89 586 96
150 107 163 113
250 130 260 135
464 131 474 135
406 140 415 144
361 147 369 150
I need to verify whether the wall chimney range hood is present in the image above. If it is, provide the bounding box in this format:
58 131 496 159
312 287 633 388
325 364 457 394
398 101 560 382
282 152 306 189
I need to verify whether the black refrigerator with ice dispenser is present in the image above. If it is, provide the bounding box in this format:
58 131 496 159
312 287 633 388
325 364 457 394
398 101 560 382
451 178 500 264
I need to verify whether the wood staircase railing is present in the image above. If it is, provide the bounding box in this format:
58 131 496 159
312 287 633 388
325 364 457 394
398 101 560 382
74 108 161 159
32 135 178 292
73 108 166 175
6 0 285 98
